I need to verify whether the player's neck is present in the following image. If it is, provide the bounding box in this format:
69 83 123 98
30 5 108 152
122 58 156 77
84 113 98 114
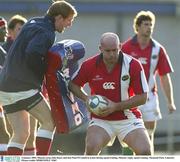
104 61 117 73
137 35 150 49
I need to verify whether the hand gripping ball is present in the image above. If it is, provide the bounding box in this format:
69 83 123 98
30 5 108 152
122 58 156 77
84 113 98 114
88 95 108 115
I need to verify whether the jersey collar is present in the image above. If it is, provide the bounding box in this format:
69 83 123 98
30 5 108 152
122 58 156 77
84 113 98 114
131 35 155 47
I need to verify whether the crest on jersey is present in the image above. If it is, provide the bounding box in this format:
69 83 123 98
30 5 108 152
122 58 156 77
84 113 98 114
122 75 129 81
152 55 158 59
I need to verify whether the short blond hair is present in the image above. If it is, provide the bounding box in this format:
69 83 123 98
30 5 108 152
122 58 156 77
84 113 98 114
47 0 77 18
8 15 27 30
133 10 155 33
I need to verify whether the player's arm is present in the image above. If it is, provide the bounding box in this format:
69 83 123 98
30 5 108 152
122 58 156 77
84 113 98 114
68 81 96 113
114 58 148 111
160 74 176 113
113 92 147 111
101 58 148 116
25 32 52 74
101 92 147 116
68 81 88 103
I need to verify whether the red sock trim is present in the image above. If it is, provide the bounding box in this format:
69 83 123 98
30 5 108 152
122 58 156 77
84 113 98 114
7 147 23 155
36 137 52 155
0 151 7 155
24 147 36 151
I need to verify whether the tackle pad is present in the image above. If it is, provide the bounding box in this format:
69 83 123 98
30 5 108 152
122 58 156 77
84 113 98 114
45 39 88 133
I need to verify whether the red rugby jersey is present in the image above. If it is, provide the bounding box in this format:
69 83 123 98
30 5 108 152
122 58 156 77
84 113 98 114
72 53 148 120
122 36 174 92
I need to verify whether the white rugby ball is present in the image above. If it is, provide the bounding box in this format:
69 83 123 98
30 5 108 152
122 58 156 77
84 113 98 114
88 95 108 115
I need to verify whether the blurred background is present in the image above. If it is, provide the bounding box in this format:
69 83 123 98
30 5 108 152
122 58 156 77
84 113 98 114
0 0 180 155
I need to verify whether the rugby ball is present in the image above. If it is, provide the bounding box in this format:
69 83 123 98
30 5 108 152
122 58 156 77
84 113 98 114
88 95 108 115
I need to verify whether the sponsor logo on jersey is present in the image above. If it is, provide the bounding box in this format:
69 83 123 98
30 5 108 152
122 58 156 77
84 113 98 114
122 75 129 81
92 75 103 81
138 57 147 64
103 82 115 89
152 55 158 59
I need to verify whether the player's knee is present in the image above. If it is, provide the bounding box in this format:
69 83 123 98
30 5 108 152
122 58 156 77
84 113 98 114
85 139 101 155
27 132 36 145
29 122 37 136
85 143 100 155
0 132 10 143
0 126 9 137
13 128 30 142
147 129 155 136
29 128 36 138
48 120 55 131
140 147 151 155
144 122 156 134
40 119 55 132
135 144 152 155
21 129 30 141
25 136 36 149
37 112 55 131
0 120 10 142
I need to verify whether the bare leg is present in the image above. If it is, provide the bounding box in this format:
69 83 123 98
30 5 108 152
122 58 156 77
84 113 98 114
24 116 38 155
144 121 156 155
0 110 10 155
85 125 110 155
29 99 55 155
6 110 30 155
123 128 152 155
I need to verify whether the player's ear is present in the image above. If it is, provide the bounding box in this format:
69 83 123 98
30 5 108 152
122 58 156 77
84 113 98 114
99 45 102 52
55 15 63 22
135 24 139 33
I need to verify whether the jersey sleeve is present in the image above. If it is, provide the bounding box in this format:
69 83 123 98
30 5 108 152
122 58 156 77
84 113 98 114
129 59 149 95
25 32 53 75
121 38 132 54
156 47 174 76
71 61 89 87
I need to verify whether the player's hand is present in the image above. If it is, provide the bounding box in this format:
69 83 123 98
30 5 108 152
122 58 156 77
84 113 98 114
85 96 94 113
98 99 117 117
168 103 176 114
85 95 109 116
